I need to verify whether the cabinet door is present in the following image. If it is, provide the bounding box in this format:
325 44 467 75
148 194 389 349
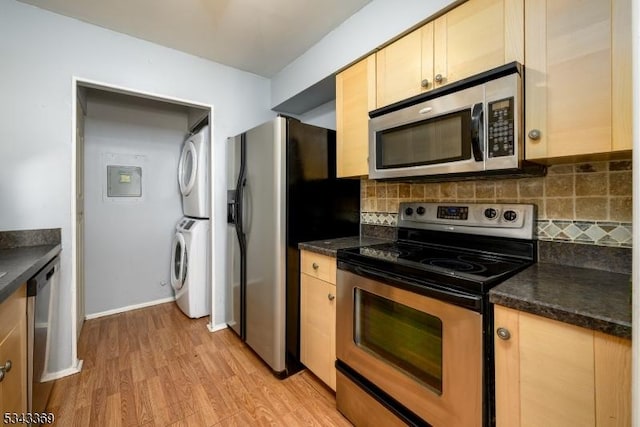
376 22 433 108
336 54 376 178
0 285 27 415
494 306 521 427
300 274 336 390
525 0 632 160
519 311 595 427
434 0 523 88
594 332 631 426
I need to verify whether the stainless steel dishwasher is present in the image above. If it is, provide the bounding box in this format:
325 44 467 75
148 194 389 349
26 256 58 418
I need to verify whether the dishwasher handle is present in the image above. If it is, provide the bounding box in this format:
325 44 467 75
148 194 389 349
27 256 59 297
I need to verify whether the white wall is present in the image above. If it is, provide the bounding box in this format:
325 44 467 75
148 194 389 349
297 100 337 130
83 91 188 316
0 0 274 375
270 0 456 109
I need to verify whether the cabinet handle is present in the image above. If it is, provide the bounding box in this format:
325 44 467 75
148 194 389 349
0 360 12 383
327 293 335 301
312 262 319 270
496 327 511 340
420 79 429 88
434 74 444 84
528 129 541 140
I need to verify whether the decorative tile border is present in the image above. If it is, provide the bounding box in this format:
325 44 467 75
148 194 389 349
537 220 632 247
361 212 633 248
361 212 398 227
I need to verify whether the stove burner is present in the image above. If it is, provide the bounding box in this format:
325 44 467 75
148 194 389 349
423 258 487 274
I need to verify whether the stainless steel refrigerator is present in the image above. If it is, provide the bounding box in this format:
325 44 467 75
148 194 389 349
226 116 360 377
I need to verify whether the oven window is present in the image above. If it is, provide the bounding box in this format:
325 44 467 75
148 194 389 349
376 110 471 169
354 289 443 394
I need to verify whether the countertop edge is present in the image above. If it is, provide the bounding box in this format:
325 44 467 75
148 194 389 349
490 291 632 340
299 236 391 257
0 244 62 304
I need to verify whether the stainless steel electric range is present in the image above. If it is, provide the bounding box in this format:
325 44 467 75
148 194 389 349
336 202 537 427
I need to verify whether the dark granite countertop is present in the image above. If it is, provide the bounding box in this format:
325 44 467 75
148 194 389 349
0 244 62 304
489 263 632 339
0 228 62 305
298 236 391 257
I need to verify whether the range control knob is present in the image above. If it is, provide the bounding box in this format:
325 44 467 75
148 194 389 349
503 210 518 222
405 207 414 216
484 208 498 220
416 206 426 215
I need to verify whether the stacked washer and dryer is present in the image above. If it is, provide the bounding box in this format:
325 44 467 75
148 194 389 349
170 125 211 318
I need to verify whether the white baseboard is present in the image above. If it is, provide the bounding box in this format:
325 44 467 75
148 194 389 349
85 296 176 320
207 322 227 333
41 359 83 382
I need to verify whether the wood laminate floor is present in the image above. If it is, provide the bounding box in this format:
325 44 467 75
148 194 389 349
46 302 352 426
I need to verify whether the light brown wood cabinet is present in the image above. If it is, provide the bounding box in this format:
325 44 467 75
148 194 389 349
375 0 523 109
433 0 523 89
300 250 337 390
336 54 376 178
0 284 28 415
524 0 632 161
494 305 631 427
376 22 433 108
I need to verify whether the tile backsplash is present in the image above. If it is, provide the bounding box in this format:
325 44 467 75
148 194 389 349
360 160 633 247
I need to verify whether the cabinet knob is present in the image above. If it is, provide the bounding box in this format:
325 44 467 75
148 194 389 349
0 360 12 383
327 293 335 301
496 327 511 341
420 79 429 88
434 74 444 84
312 262 319 270
528 129 542 140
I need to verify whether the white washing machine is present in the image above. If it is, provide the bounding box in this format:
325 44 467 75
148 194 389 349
179 126 210 218
170 217 210 318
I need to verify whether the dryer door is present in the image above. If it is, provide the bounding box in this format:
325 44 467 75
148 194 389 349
170 232 187 291
178 140 198 196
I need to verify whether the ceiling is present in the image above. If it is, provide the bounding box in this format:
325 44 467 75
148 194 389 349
17 0 372 77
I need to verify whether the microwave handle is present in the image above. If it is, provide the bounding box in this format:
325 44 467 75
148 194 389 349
471 103 484 161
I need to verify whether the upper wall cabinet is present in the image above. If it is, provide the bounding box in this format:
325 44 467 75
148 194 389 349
433 0 524 89
376 22 433 108
336 54 376 178
375 0 524 109
524 0 632 161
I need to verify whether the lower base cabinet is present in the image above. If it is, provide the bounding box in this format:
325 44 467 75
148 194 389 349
0 284 28 415
494 305 631 427
300 250 337 390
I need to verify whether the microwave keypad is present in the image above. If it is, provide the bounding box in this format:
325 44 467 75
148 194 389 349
487 97 514 158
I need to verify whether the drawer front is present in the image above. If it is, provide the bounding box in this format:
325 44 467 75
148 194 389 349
300 250 336 284
0 284 26 341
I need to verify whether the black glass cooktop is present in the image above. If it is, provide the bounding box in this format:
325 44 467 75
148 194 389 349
338 241 532 293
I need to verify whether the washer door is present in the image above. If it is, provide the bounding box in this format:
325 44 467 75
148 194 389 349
170 232 187 291
178 140 198 196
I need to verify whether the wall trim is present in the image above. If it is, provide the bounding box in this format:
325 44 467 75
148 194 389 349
207 322 228 333
41 359 83 382
84 296 176 320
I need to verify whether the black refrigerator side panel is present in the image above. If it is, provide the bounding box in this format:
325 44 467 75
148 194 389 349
284 118 360 373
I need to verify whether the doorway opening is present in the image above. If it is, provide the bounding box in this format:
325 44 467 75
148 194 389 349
72 79 214 355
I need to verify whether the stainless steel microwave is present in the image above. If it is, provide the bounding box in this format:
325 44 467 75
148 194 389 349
369 62 543 180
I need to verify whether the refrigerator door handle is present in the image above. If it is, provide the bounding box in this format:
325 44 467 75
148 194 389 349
242 178 251 235
235 132 248 340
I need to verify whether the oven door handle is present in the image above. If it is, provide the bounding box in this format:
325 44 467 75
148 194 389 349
345 264 483 311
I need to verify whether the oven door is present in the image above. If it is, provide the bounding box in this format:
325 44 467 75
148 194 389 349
336 268 483 427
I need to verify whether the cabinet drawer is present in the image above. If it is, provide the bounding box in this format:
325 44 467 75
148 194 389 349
0 284 26 341
300 251 336 284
